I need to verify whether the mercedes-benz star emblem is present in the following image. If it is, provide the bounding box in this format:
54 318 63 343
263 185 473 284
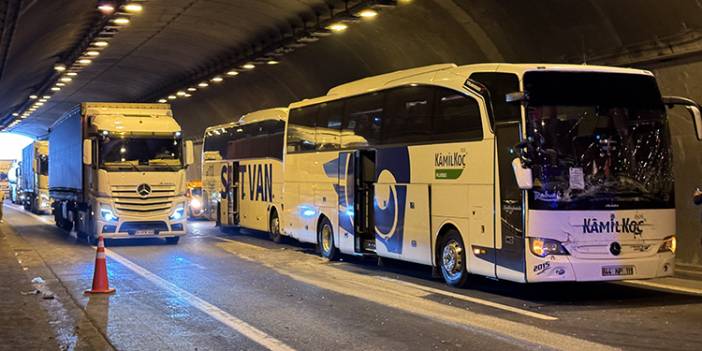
609 242 622 256
136 183 152 197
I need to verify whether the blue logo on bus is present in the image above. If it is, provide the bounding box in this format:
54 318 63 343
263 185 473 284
374 147 410 254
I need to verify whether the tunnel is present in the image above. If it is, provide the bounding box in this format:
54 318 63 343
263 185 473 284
1 1 702 350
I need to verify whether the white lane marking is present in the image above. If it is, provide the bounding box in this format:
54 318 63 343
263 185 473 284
621 280 702 296
377 276 558 321
210 235 557 321
105 249 295 351
6 204 54 225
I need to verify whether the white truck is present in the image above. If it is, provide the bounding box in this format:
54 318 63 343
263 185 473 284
20 141 50 213
49 103 194 244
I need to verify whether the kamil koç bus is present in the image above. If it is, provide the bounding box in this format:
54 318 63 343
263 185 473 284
279 63 702 287
202 108 288 242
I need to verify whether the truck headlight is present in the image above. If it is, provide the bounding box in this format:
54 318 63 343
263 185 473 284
658 235 676 253
100 205 119 222
529 237 569 257
169 205 185 221
190 198 202 209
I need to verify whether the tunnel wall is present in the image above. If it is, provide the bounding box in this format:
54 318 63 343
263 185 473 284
171 0 702 266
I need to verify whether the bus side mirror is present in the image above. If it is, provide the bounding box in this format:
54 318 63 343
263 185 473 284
511 158 533 190
83 139 92 166
663 96 702 141
185 140 194 166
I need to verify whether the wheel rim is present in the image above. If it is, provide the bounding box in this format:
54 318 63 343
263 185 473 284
442 239 464 280
270 215 280 235
321 224 332 254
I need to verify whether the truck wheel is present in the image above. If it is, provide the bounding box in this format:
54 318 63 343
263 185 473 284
317 217 338 260
269 210 283 243
165 237 180 245
439 229 470 288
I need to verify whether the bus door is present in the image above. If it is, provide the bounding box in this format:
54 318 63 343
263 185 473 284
346 149 375 253
494 121 526 280
228 162 240 225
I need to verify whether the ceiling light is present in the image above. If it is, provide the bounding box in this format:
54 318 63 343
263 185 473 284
123 3 143 13
358 9 378 18
168 95 176 100
177 91 186 96
211 76 223 83
66 72 78 76
93 41 109 47
39 99 47 102
86 51 100 56
184 93 192 98
158 99 167 103
51 87 61 91
226 70 239 76
113 17 130 25
56 82 66 87
327 23 348 32
242 63 255 70
267 60 279 65
54 64 66 72
29 95 38 99
12 113 18 117
35 102 44 106
187 87 197 91
198 82 209 87
43 95 51 99
98 3 115 15
78 59 92 65
60 77 72 82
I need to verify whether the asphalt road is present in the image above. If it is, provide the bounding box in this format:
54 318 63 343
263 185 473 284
3 204 702 351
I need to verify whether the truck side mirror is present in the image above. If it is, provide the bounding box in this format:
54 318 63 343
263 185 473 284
511 158 533 190
185 140 194 166
83 139 92 165
32 158 38 171
662 96 702 141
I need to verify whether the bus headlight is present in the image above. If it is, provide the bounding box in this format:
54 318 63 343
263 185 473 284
100 205 119 222
170 205 185 221
529 237 569 257
658 236 676 253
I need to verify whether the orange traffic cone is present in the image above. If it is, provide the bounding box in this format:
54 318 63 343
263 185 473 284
84 235 115 294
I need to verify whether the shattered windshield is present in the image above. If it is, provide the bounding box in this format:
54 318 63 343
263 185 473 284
523 71 673 210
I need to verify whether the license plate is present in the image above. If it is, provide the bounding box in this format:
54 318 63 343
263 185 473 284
135 229 155 236
602 265 634 277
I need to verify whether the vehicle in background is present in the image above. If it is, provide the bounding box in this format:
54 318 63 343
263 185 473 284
49 103 194 244
278 63 702 286
202 108 287 241
9 161 21 204
0 159 13 199
186 180 207 219
20 141 50 213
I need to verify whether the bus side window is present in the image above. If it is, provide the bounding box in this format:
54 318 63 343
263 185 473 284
342 92 384 148
383 85 434 145
267 119 286 160
469 72 520 126
316 101 343 151
433 88 483 142
288 106 318 153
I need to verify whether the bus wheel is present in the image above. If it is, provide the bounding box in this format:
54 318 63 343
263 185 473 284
269 210 283 243
439 230 470 287
318 217 338 260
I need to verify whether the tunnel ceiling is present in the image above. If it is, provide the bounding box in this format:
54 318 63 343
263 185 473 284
2 0 702 137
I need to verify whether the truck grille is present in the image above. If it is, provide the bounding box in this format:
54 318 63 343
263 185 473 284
112 184 176 215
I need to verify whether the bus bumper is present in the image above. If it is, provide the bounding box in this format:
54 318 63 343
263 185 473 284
526 252 675 282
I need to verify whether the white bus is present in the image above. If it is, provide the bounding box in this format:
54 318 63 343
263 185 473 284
202 108 288 241
280 63 702 286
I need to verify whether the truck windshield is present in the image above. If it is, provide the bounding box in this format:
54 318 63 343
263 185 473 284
523 71 673 210
99 135 183 171
39 155 48 176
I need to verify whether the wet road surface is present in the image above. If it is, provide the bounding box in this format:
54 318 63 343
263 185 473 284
3 204 702 351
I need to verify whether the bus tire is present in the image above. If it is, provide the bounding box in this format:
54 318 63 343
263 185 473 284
439 229 470 288
269 210 283 243
317 217 338 260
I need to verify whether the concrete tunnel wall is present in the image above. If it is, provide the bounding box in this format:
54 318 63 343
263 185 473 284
169 0 702 266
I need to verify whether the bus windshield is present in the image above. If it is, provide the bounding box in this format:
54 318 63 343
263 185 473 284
523 71 673 210
99 135 183 171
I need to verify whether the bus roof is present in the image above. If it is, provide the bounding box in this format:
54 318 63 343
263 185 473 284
204 107 287 133
290 63 654 109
